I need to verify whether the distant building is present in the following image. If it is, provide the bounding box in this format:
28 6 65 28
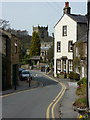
54 2 87 77
33 25 53 61
7 29 32 56
0 29 20 90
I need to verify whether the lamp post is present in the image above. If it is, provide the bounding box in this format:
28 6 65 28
14 41 18 90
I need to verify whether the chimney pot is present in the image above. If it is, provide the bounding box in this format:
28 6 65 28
65 2 69 7
63 2 71 14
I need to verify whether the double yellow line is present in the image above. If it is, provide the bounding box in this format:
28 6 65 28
45 75 66 119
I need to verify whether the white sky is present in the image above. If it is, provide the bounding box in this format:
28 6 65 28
1 1 87 35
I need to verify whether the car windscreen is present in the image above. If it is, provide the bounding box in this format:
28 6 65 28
22 71 30 74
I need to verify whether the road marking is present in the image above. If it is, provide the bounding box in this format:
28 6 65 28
45 74 66 119
52 83 66 118
0 87 38 98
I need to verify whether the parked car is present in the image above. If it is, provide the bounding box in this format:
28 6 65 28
20 70 32 81
19 68 26 75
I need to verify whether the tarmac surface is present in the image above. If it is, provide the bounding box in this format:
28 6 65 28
1 70 79 118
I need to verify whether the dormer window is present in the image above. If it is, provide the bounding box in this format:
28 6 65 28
63 25 67 36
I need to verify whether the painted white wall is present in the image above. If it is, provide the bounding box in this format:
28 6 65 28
54 14 77 77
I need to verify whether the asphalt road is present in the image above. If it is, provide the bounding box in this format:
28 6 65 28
2 70 62 118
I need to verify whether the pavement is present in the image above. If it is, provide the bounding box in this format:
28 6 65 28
2 79 40 95
46 73 79 118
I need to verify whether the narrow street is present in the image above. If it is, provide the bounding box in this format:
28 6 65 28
2 70 62 118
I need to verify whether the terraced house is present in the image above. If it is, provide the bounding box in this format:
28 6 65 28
0 29 20 90
54 2 87 77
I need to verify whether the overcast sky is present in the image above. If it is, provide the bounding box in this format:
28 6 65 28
2 2 87 36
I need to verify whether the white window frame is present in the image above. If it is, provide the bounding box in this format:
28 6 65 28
57 41 61 52
69 60 73 72
63 25 67 36
68 41 73 52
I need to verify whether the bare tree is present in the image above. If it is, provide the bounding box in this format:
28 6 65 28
0 19 10 30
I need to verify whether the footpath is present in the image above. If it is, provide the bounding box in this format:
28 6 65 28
2 80 39 95
46 73 79 118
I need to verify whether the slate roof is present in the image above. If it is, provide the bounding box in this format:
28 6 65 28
68 14 87 23
54 14 87 27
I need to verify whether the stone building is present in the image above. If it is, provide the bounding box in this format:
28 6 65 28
73 34 87 78
54 2 87 77
33 25 53 61
0 29 20 90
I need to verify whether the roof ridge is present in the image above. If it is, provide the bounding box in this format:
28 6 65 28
70 14 86 16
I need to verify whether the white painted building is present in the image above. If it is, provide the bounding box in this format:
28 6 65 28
54 2 87 77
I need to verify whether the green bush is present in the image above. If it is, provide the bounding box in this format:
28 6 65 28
57 73 59 78
69 72 80 80
73 73 80 81
69 72 74 79
77 77 87 86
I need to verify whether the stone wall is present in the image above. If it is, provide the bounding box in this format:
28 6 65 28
77 23 87 40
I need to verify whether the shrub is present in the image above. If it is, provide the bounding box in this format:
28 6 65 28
77 77 87 86
57 73 59 78
76 84 86 96
73 96 87 108
69 72 74 79
73 73 80 81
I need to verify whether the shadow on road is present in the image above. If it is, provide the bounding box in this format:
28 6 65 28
33 76 58 87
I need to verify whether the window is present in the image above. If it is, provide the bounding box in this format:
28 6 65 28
63 26 67 36
63 59 66 71
42 52 44 56
57 42 61 52
57 59 61 73
68 60 73 72
68 41 73 52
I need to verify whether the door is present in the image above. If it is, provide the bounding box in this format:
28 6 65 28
13 64 18 86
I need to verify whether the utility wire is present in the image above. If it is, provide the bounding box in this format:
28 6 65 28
46 2 61 16
50 0 61 8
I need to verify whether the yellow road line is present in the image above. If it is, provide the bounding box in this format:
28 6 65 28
45 74 66 119
0 87 38 98
52 83 66 118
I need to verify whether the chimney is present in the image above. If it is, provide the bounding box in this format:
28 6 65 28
63 2 71 14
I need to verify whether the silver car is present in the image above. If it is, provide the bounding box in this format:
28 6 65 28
20 70 32 81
